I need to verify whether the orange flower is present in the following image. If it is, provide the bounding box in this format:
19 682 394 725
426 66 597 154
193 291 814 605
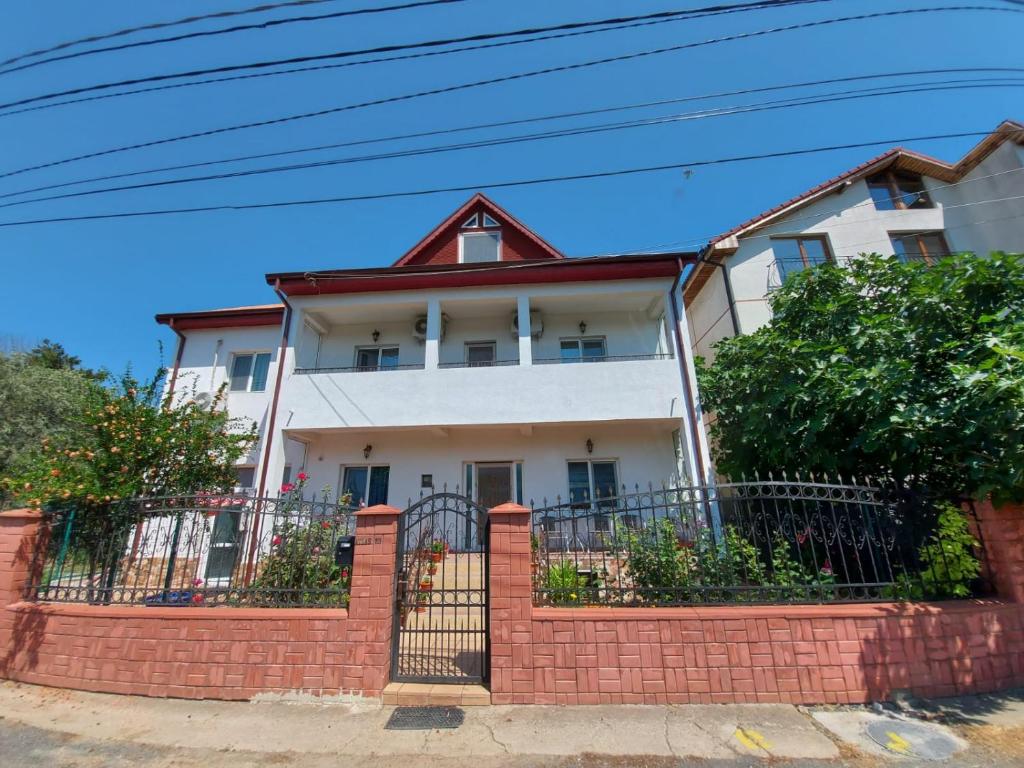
50 469 60 477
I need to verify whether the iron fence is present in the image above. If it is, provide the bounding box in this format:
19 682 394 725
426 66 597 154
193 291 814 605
30 494 356 608
531 479 988 606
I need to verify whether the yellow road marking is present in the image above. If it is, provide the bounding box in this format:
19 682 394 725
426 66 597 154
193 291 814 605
885 730 913 755
735 727 772 753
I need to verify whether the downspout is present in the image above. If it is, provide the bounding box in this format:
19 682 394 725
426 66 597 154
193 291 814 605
166 320 186 399
668 257 708 488
242 281 293 584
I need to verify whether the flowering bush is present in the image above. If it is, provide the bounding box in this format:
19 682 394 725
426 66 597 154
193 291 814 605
250 477 352 606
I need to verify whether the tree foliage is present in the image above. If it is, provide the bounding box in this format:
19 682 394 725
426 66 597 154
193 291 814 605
1 369 258 519
697 252 1024 504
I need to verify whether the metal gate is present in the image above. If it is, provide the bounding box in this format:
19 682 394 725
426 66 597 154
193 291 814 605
391 493 489 684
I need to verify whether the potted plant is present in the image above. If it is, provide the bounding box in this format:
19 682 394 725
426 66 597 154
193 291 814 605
419 575 433 591
427 562 438 576
415 591 428 614
430 540 445 563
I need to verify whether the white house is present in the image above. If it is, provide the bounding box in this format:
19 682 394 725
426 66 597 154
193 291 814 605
156 193 712 514
685 120 1024 364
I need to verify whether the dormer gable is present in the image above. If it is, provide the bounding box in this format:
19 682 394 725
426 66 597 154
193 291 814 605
392 192 563 267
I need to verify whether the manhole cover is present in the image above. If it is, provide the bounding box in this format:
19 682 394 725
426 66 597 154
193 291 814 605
385 706 465 730
865 719 962 760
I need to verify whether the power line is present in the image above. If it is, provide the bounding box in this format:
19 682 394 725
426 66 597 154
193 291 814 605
0 0 471 77
0 131 997 228
0 0 341 69
4 66 1018 202
3 7 1017 182
0 0 832 109
5 80 1022 210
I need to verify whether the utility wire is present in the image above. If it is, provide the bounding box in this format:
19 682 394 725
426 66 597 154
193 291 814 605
4 80 1021 210
0 0 470 77
0 0 341 69
3 66 1018 202
0 131 997 228
0 2 846 119
0 0 832 109
3 7 1017 182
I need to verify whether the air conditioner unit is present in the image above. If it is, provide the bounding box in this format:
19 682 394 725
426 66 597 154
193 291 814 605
412 313 448 342
510 310 543 339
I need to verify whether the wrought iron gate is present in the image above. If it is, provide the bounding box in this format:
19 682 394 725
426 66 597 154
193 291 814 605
391 493 489 684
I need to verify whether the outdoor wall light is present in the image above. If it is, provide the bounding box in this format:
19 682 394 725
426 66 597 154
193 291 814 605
363 444 373 459
586 438 594 454
579 321 587 334
372 329 381 342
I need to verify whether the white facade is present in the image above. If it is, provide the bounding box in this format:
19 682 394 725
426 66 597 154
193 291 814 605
167 252 712 514
686 127 1024 365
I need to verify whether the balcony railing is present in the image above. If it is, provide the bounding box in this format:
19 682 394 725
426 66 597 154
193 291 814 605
437 359 520 369
532 353 674 365
294 363 425 374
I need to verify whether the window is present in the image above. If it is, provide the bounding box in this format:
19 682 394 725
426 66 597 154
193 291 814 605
771 236 833 283
464 461 524 507
229 353 271 392
340 465 390 507
459 231 501 263
560 337 607 363
866 170 932 211
890 231 952 265
567 460 618 507
354 346 400 371
234 466 255 490
465 341 497 367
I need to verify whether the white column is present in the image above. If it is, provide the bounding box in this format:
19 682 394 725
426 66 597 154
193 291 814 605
517 295 532 366
425 298 441 370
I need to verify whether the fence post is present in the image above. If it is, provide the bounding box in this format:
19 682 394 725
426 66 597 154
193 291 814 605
972 500 1024 603
0 509 47 672
341 504 400 698
488 502 534 704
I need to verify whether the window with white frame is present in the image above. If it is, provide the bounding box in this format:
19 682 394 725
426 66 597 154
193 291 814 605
560 337 607 363
567 460 618 506
234 466 256 490
354 346 400 371
339 465 390 507
229 353 271 392
459 230 501 263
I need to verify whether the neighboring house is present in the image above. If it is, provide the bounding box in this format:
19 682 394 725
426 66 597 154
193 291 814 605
685 120 1024 365
156 193 713 510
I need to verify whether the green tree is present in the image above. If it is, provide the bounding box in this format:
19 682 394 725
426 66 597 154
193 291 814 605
0 353 100 487
1 369 257 518
25 339 106 380
697 252 1024 504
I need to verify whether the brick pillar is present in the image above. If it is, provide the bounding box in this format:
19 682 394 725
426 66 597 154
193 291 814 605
341 504 400 697
0 509 47 677
973 500 1024 603
488 502 534 704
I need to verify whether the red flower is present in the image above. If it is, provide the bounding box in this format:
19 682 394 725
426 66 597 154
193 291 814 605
192 593 204 604
297 472 308 481
821 559 833 575
795 527 811 545
281 482 295 493
272 535 282 546
342 568 350 579
321 521 331 530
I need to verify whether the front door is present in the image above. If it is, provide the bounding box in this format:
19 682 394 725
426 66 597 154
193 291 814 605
392 493 489 684
204 509 242 586
475 462 513 509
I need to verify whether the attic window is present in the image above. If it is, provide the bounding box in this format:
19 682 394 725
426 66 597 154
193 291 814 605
866 170 932 210
481 213 499 227
460 230 501 263
461 214 480 228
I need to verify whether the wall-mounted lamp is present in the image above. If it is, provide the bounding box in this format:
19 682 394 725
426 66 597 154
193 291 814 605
586 438 594 454
363 444 373 459
372 329 381 342
579 321 587 335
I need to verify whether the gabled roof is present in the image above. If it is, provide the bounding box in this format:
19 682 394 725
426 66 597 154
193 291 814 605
683 120 1024 305
392 192 563 266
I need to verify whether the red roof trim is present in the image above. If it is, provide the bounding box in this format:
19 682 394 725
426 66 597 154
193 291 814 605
391 192 563 266
709 120 1024 246
270 253 694 296
155 305 284 331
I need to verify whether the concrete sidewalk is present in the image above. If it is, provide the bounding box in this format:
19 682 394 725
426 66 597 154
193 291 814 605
1 681 1022 766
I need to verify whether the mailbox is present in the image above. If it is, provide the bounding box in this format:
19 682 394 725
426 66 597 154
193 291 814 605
334 535 355 569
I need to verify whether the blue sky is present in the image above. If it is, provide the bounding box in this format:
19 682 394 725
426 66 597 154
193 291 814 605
0 0 1020 375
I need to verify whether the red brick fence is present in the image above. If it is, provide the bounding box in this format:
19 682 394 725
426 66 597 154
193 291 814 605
2 500 1023 703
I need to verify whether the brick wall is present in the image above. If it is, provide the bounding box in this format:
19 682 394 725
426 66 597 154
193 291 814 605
0 505 400 701
489 500 1024 705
